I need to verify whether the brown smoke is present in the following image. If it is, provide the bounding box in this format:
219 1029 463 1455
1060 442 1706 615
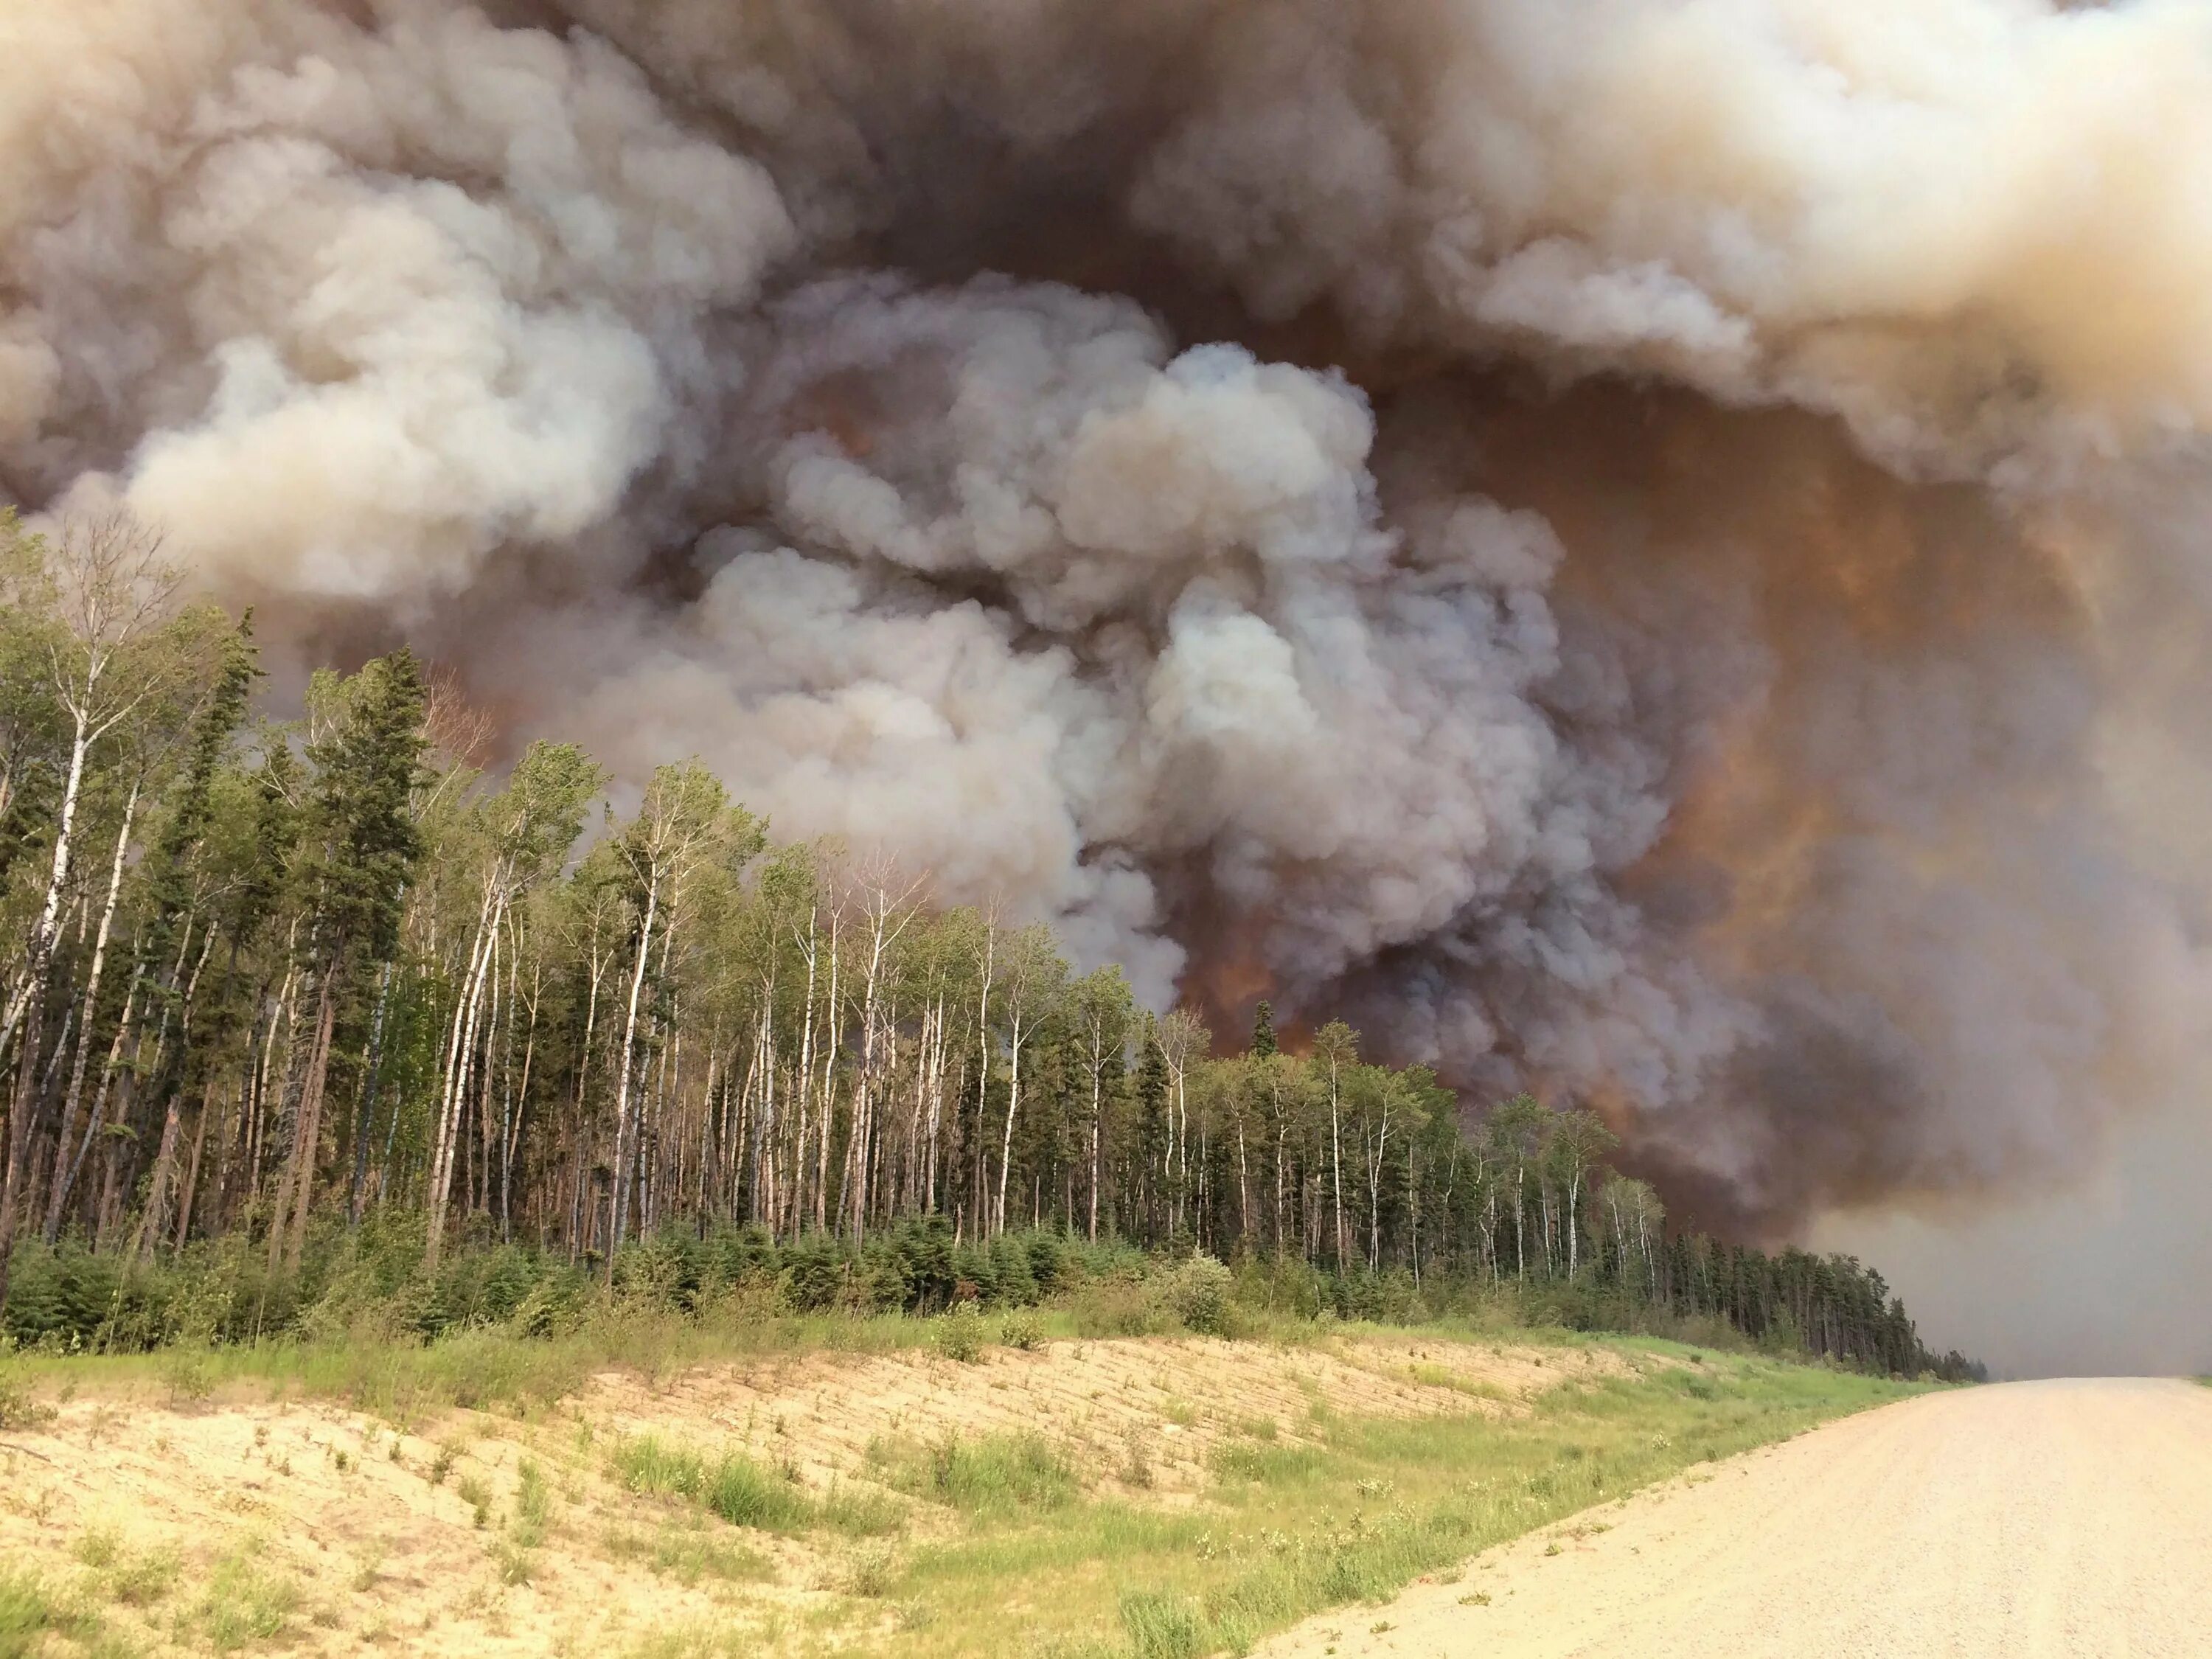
5 0 2211 1240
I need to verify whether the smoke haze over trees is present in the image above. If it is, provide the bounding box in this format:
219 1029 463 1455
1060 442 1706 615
0 532 1975 1380
2 0 2211 1269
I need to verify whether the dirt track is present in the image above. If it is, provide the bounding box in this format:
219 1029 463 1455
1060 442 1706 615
1261 1377 2212 1659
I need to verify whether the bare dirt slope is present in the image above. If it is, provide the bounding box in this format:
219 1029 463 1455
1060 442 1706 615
586 1332 1630 1500
1260 1377 2212 1659
0 1332 1634 1655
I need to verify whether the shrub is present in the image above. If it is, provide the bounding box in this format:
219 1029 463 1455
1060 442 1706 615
998 1307 1045 1352
935 1301 986 1363
1154 1253 1233 1336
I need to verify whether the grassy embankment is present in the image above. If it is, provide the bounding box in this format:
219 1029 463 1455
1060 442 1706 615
0 1304 1921 1659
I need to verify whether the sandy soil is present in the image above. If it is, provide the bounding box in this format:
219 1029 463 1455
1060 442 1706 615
0 1331 1631 1655
591 1333 1638 1500
1259 1377 2212 1659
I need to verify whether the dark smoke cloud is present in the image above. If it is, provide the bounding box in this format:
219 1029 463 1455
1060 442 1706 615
6 0 2211 1238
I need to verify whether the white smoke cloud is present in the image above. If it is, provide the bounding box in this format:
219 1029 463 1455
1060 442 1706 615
5 0 2211 1232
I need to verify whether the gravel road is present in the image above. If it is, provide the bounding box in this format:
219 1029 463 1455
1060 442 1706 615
1258 1377 2212 1659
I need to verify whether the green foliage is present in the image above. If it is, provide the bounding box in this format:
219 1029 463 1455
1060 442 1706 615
879 1349 1913 1659
513 1456 551 1547
0 1361 54 1430
189 1545 298 1653
611 1436 809 1533
1152 1253 1234 1336
934 1301 985 1363
0 1563 87 1659
0 563 1973 1387
1120 1592 1206 1659
874 1430 1078 1514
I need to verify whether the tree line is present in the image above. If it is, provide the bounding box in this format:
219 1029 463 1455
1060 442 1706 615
0 515 1978 1380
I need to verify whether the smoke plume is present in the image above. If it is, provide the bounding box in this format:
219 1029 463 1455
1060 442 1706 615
7 0 2212 1236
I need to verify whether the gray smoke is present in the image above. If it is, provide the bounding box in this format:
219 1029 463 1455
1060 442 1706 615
7 0 2212 1235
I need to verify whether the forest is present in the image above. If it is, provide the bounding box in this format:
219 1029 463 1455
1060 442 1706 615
0 514 1979 1382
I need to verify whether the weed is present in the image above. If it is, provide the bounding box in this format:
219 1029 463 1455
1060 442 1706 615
493 1540 536 1587
190 1545 299 1653
350 1543 388 1593
0 1562 102 1658
934 1303 985 1363
0 1368 55 1432
103 1545 181 1608
815 1478 905 1537
513 1457 552 1547
428 1442 457 1485
83 1405 125 1444
71 1530 119 1571
455 1473 493 1528
705 1453 806 1531
1121 1430 1156 1489
1119 1592 1204 1659
998 1309 1045 1352
844 1544 899 1599
879 1431 1078 1514
603 1522 773 1587
611 1435 809 1533
160 1350 215 1406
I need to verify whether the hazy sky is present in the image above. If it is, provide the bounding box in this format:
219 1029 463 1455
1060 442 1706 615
1818 1088 2212 1380
1828 686 2212 1380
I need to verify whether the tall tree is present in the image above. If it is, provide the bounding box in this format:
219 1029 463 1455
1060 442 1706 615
268 650 428 1271
0 515 212 1309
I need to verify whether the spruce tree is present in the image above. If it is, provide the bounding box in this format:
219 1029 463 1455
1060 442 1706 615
1251 999 1277 1058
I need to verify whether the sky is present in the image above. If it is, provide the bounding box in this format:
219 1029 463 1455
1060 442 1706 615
1820 1077 2212 1379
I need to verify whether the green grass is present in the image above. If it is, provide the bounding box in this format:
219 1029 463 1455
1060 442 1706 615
0 1294 1932 1659
0 1564 93 1659
603 1520 776 1587
868 1348 1918 1659
0 1305 996 1425
71 1528 181 1609
189 1543 299 1653
0 1364 56 1431
513 1455 552 1547
612 1435 814 1533
0 1272 1823 1431
870 1432 1082 1515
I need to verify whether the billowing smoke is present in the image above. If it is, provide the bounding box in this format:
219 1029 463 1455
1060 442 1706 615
7 0 2212 1236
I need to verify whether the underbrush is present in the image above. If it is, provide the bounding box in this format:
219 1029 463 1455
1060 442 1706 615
0 1210 1916 1426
